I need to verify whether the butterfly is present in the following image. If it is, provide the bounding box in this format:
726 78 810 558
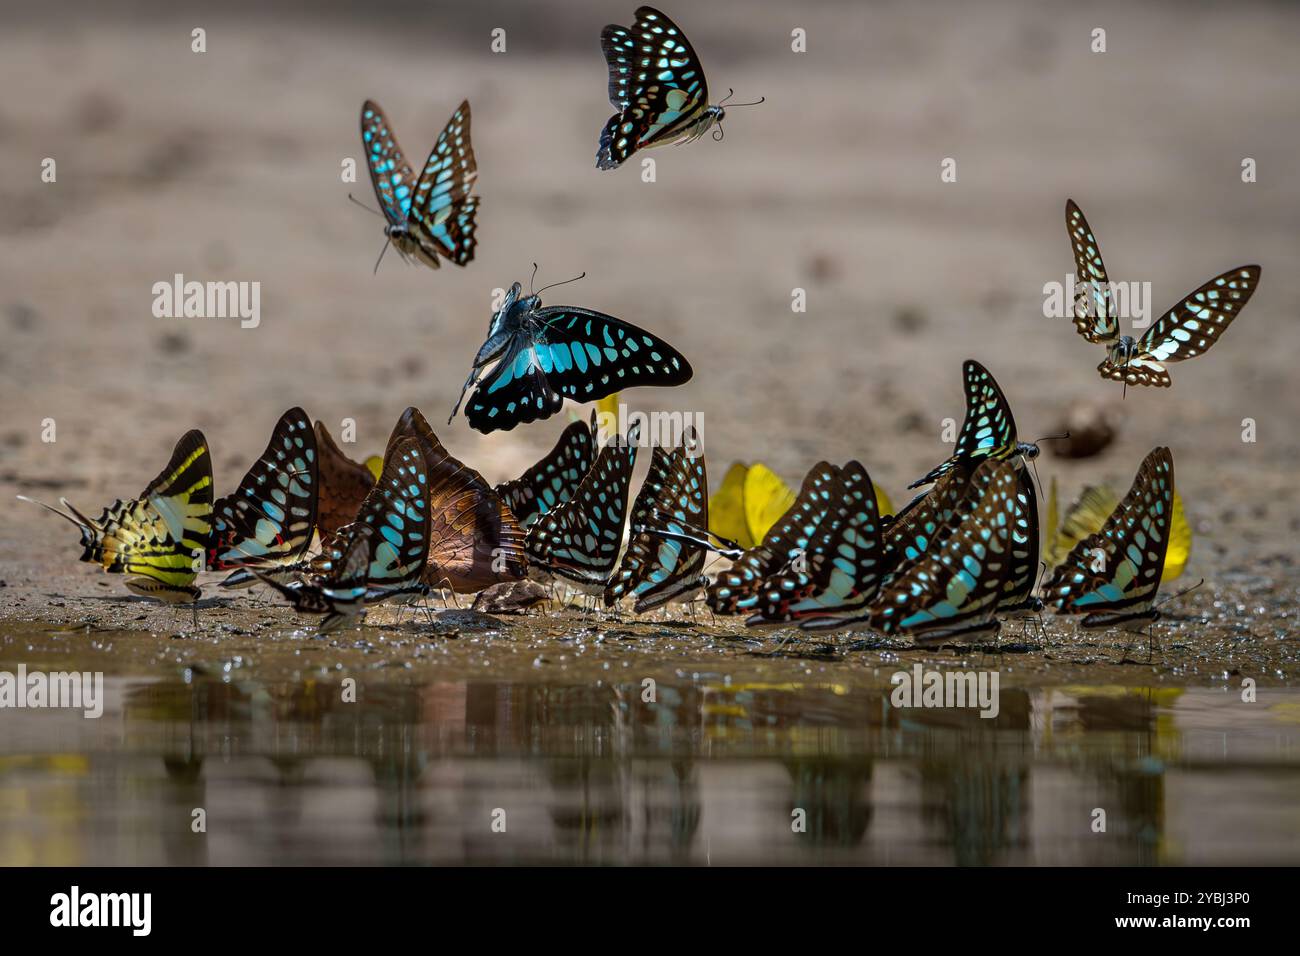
495 415 597 528
1065 199 1261 388
208 408 318 587
360 99 478 270
1045 476 1191 583
605 426 709 612
306 435 432 606
20 430 214 606
388 407 529 593
997 464 1043 614
449 278 693 434
314 420 378 542
597 7 759 170
256 523 375 634
909 360 1039 489
705 462 842 615
526 421 642 592
751 461 887 625
1041 447 1176 627
708 462 797 550
861 460 1019 644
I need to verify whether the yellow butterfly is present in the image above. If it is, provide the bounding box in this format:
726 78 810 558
710 462 893 549
1045 475 1191 582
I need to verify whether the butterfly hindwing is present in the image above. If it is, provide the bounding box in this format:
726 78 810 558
496 419 596 527
340 436 431 593
209 407 318 571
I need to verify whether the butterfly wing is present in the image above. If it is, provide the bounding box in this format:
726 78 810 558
99 430 214 590
1101 266 1262 387
869 460 1018 637
605 427 709 611
495 419 596 527
708 462 755 549
527 423 642 585
597 6 711 169
409 100 480 266
909 360 1019 488
997 464 1041 611
339 436 430 592
313 420 377 541
360 100 419 228
388 407 528 593
209 408 318 571
1042 447 1174 617
883 462 976 582
1065 199 1118 344
530 306 693 399
464 334 566 433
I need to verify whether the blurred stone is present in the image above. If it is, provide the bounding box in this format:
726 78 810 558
1047 402 1118 459
472 580 549 614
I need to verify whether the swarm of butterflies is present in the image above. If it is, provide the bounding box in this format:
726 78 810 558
21 6 1258 650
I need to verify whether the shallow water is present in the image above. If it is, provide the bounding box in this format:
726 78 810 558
1 612 1296 866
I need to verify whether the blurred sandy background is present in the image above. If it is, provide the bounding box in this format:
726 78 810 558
2 0 1298 601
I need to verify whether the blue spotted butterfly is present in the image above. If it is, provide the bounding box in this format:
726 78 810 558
1066 200 1260 387
360 99 478 271
826 461 1020 644
449 279 693 433
751 461 886 625
706 462 841 615
495 415 597 528
909 360 1039 489
209 407 318 588
256 523 375 635
526 422 642 592
1041 446 1174 627
597 7 761 170
998 465 1043 615
605 426 709 612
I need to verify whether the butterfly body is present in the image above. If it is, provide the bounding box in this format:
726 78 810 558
361 99 478 270
451 282 692 434
1065 199 1260 388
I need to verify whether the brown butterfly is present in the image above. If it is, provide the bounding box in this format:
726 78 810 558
313 420 377 542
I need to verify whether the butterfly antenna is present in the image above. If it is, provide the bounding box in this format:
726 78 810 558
347 193 385 219
372 239 391 275
1155 578 1206 612
1033 431 1071 445
529 262 539 294
728 95 766 108
535 271 587 297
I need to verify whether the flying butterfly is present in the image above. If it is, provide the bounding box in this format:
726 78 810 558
1065 199 1260 388
596 6 764 170
1041 447 1177 627
806 461 1019 643
208 408 318 588
751 461 887 625
20 430 214 608
495 415 597 528
1045 476 1191 583
360 98 478 271
449 275 692 434
909 359 1039 489
526 422 642 593
387 407 529 594
705 462 842 616
605 426 709 613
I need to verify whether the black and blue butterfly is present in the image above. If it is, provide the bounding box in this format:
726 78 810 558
495 415 597 528
449 277 692 434
525 421 642 593
1041 446 1174 627
1065 199 1260 388
909 360 1040 489
256 523 375 635
208 407 318 589
360 99 478 271
605 426 709 613
597 6 762 170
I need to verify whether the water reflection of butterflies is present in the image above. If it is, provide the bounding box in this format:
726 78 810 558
1065 199 1260 388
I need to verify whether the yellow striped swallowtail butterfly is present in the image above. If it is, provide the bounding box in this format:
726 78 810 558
1065 199 1260 388
20 430 214 606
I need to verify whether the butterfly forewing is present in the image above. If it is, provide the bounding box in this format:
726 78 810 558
412 100 479 265
344 436 431 592
909 360 1022 488
495 419 596 528
1065 199 1118 344
209 407 318 571
361 100 418 227
1135 266 1261 365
